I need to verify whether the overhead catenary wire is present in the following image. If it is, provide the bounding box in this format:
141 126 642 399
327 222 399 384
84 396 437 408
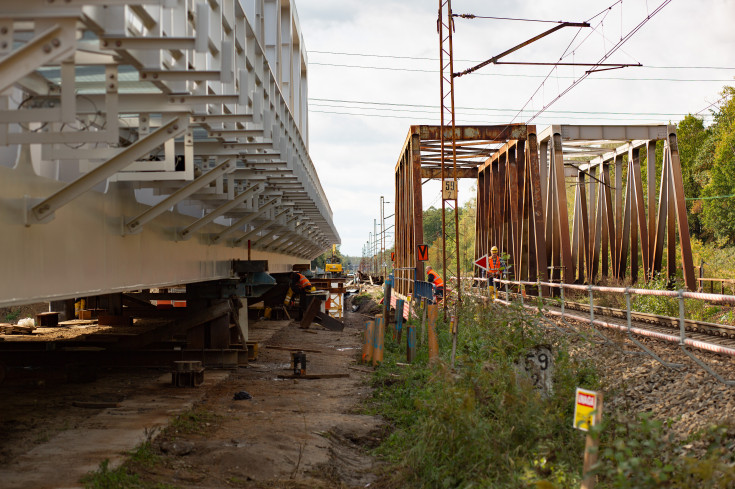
309 63 734 82
526 0 674 123
309 49 735 70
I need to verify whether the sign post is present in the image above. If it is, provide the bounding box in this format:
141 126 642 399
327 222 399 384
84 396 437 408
574 388 604 489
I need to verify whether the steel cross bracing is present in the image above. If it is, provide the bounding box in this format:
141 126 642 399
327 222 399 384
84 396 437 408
476 124 695 291
0 1 338 307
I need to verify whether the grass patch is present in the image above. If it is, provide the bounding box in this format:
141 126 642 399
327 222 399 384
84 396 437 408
366 300 735 488
165 406 221 435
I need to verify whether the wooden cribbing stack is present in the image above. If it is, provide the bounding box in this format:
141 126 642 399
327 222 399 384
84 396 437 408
171 361 204 387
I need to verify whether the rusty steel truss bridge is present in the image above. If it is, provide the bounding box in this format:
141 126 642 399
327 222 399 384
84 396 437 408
393 123 695 298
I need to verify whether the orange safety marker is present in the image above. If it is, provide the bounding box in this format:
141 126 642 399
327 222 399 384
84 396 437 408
427 303 439 361
362 320 374 364
373 315 384 366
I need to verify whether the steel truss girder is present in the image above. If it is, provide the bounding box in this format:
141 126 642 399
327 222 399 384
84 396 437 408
484 125 697 290
0 1 337 307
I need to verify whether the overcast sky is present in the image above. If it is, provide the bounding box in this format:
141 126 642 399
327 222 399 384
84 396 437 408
296 0 735 258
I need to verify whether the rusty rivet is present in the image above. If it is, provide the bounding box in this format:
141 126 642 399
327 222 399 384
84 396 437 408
180 98 185 103
167 128 173 134
109 83 115 89
109 73 115 79
1 42 6 49
103 40 108 47
173 124 179 130
141 117 147 122
0 27 7 35
152 73 158 79
169 98 175 103
51 38 60 47
141 73 147 79
115 40 121 47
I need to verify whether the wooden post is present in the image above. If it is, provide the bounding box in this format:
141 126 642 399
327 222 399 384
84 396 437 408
407 320 416 363
581 393 604 489
373 315 384 366
419 298 428 346
427 303 439 362
395 299 405 342
362 320 374 364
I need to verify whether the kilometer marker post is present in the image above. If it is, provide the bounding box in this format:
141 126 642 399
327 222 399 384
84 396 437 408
574 388 604 489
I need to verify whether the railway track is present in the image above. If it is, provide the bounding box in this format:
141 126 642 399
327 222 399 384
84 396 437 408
495 292 735 355
514 295 735 340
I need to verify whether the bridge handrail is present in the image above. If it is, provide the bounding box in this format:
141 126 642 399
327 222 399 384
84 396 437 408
495 279 735 305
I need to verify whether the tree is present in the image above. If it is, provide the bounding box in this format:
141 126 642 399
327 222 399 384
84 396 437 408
699 87 735 242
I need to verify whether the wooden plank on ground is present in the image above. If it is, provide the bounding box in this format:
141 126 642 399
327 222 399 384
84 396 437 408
314 311 345 331
299 296 323 329
276 373 350 380
265 346 323 353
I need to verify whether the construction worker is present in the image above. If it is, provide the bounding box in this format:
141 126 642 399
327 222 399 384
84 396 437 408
426 266 445 303
288 271 316 319
488 246 505 299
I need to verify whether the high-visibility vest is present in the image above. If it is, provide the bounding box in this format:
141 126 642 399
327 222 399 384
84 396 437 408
296 273 312 290
489 255 503 274
427 270 444 288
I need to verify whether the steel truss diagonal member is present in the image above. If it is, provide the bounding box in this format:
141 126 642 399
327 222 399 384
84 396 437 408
0 20 76 93
211 198 279 244
28 116 188 225
178 183 263 240
124 158 235 235
234 209 290 246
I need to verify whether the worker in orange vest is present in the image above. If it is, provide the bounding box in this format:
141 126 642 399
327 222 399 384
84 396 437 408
488 246 505 299
426 266 445 303
287 271 316 319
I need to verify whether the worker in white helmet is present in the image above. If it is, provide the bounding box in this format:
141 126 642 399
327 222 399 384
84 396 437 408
488 246 505 299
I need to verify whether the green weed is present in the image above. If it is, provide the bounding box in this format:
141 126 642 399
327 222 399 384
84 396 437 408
166 407 220 435
367 299 735 488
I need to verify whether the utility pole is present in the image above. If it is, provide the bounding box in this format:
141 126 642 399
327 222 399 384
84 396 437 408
380 196 385 279
373 219 378 276
438 0 461 312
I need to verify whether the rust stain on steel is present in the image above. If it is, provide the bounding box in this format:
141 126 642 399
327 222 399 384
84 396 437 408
419 125 527 141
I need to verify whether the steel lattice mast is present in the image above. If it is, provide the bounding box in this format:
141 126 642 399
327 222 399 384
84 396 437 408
438 0 461 312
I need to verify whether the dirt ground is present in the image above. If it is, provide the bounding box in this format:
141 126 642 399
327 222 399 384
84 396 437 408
0 293 385 489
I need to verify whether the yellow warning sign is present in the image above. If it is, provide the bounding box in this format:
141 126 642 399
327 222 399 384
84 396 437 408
573 387 598 432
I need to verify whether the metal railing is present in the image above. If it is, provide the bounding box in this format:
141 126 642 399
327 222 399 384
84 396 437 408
493 278 735 386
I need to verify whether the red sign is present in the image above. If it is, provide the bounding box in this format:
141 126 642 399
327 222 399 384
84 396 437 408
474 254 489 271
417 244 429 262
391 252 395 261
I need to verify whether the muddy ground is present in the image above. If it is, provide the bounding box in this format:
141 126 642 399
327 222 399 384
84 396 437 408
4 287 735 488
0 293 385 489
